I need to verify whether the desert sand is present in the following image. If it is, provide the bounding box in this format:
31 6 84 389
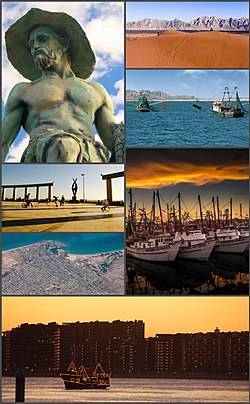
126 31 249 68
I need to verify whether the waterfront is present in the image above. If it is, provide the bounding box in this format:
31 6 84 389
126 101 249 147
2 233 124 254
126 252 249 295
2 377 249 402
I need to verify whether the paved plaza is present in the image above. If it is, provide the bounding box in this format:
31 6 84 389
2 202 124 232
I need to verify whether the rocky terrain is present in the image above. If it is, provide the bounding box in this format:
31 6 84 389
2 241 124 295
127 89 196 101
126 16 249 31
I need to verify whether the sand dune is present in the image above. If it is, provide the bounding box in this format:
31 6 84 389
126 31 249 68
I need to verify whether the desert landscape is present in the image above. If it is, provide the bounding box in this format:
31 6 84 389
126 30 249 68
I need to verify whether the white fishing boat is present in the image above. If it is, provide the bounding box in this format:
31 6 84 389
177 229 215 260
214 227 248 253
127 232 182 262
211 87 245 118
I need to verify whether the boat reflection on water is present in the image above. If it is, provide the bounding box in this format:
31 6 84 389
126 251 249 296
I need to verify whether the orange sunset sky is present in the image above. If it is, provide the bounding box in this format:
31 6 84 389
126 148 249 216
3 297 248 338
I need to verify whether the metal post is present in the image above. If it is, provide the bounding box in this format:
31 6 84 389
15 369 25 402
81 174 85 202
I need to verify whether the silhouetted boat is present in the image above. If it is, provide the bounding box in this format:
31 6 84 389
60 362 110 390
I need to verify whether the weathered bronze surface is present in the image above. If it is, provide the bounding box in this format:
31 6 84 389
3 8 124 163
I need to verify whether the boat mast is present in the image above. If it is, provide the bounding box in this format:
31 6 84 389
129 188 133 223
222 86 231 107
240 203 243 220
178 192 182 227
212 197 216 222
216 196 220 227
198 195 203 228
230 198 233 224
156 190 164 233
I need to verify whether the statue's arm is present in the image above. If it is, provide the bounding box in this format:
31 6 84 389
92 83 116 152
2 84 27 161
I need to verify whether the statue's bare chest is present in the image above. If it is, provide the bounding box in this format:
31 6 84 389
23 78 102 113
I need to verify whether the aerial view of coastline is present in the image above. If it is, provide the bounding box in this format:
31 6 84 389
126 69 249 147
2 233 124 295
126 148 249 295
126 1 249 68
2 164 124 232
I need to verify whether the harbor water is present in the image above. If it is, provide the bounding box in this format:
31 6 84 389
2 233 124 255
2 377 249 402
126 101 249 147
127 252 249 295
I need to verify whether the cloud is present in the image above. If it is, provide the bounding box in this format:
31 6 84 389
114 109 124 123
86 14 124 64
126 160 249 189
2 2 124 101
182 70 207 76
110 79 124 108
6 133 30 163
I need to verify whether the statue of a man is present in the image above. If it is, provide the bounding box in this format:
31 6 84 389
2 8 124 163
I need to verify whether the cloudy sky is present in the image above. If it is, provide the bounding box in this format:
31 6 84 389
2 2 124 162
127 1 249 22
126 148 249 218
127 70 249 99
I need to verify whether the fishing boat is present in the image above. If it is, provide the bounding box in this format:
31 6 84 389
126 189 182 262
136 94 150 112
60 362 111 390
214 227 249 253
211 87 246 118
177 229 215 261
128 93 168 112
127 232 182 262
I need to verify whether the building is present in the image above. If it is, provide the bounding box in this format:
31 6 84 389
2 322 248 378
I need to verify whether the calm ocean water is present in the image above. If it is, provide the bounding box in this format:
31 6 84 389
126 101 249 147
2 233 124 255
2 377 249 402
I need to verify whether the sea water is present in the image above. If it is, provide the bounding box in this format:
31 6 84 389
2 377 249 402
2 233 124 255
126 101 249 147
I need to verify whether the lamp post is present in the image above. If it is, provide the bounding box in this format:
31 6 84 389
81 174 85 202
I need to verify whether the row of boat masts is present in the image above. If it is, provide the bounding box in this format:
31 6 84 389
126 189 249 262
128 189 247 235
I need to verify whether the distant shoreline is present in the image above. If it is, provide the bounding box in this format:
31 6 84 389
127 30 249 35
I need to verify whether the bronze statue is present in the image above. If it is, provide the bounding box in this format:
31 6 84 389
2 8 124 163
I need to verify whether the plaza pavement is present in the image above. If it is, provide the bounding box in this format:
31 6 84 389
2 201 124 232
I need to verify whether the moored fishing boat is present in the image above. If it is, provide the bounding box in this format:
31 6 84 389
214 227 248 253
127 232 182 262
60 362 110 390
177 229 215 260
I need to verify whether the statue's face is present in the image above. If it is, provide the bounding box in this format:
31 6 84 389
28 26 63 70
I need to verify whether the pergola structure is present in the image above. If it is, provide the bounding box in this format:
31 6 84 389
1 182 54 201
101 171 124 202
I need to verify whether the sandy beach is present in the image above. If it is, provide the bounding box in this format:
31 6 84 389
126 31 249 68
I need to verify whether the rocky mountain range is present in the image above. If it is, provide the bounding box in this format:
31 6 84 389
126 16 249 31
127 90 196 101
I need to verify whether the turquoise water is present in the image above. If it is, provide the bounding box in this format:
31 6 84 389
126 101 249 147
2 233 124 255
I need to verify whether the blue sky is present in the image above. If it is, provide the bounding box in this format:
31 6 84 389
126 70 249 99
2 2 124 162
127 1 249 22
2 164 124 201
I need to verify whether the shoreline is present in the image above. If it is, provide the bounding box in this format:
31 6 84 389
2 240 123 257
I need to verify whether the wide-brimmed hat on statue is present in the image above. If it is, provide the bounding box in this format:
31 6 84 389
5 8 96 80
